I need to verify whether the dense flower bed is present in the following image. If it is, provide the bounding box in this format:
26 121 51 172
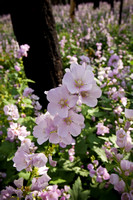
0 1 133 199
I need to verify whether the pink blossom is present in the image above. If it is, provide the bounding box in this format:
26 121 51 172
125 108 133 120
96 122 109 135
68 146 75 156
40 185 61 200
79 83 102 107
114 180 125 193
120 160 131 171
121 192 130 200
33 112 60 145
17 44 30 58
31 174 51 191
54 110 84 137
87 164 94 170
62 62 94 94
69 155 74 162
47 85 78 118
32 153 48 168
49 155 57 167
7 122 30 141
124 133 133 152
121 97 127 107
108 54 119 68
96 166 110 182
116 129 133 151
114 106 123 115
23 87 34 97
79 55 90 64
109 173 119 185
3 104 19 121
13 150 32 171
14 64 21 71
89 169 96 177
14 178 24 189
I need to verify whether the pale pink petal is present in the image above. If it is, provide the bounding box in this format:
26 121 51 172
49 133 60 144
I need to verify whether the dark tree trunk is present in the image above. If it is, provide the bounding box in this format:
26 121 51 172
10 0 63 109
93 0 100 9
119 0 123 25
70 0 76 22
109 0 114 12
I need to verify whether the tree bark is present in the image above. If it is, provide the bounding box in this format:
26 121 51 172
70 0 76 22
93 0 100 9
109 0 114 12
119 0 123 25
10 0 63 109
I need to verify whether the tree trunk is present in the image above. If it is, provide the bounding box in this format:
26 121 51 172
109 0 114 12
10 0 63 109
70 0 76 22
93 0 100 9
119 0 123 25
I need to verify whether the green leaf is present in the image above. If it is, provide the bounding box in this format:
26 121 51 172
93 146 107 162
50 178 66 185
75 140 87 155
130 60 133 65
69 177 90 200
18 171 30 180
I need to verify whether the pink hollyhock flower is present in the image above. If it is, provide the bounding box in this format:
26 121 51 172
121 97 127 107
33 112 60 145
13 138 39 171
62 62 94 94
89 169 96 177
130 191 133 199
67 55 78 64
14 64 21 71
87 164 94 170
17 44 30 58
42 185 61 200
54 110 84 137
32 153 47 168
59 133 74 146
69 155 74 162
3 104 19 121
114 106 123 115
120 160 131 171
23 87 34 97
13 150 32 171
0 186 17 199
7 122 30 141
14 177 24 189
31 173 51 191
49 155 57 167
116 128 133 151
114 180 125 193
124 133 133 152
108 54 119 68
33 113 74 146
109 173 119 185
96 122 109 135
68 147 75 156
79 83 102 107
96 166 110 182
121 192 130 200
47 85 78 118
125 108 133 120
79 55 90 64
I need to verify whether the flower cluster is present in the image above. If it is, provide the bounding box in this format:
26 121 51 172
87 160 110 183
7 122 30 142
33 62 102 147
3 104 19 121
17 44 30 59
